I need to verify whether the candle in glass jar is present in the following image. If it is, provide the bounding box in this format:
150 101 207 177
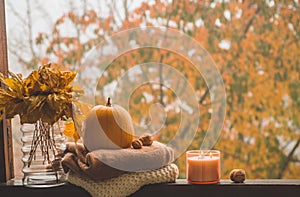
186 150 220 184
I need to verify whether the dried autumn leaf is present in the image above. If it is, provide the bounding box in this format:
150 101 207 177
0 63 88 141
0 72 24 98
40 67 59 88
71 84 84 94
16 98 38 123
47 94 63 110
63 120 75 137
63 72 76 85
0 90 15 103
73 131 80 143
8 71 23 84
40 102 60 125
4 78 23 95
26 95 46 114
6 100 27 119
24 71 42 94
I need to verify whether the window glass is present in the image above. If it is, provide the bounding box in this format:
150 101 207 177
6 0 300 179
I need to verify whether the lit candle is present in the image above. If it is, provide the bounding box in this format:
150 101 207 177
186 150 220 184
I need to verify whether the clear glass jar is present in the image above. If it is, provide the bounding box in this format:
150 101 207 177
21 121 67 188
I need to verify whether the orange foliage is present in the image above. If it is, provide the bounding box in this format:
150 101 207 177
29 0 300 179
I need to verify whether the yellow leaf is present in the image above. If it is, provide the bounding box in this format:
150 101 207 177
73 130 80 142
4 78 23 97
60 71 77 87
27 95 46 113
63 120 75 137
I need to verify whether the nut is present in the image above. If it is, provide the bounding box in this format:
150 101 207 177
139 135 153 146
132 139 143 149
230 169 246 183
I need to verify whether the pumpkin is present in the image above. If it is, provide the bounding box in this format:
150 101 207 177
83 98 135 151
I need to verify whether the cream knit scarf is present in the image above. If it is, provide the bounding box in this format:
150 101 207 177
67 164 179 197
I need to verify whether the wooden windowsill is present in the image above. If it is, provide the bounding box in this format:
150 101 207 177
1 179 300 197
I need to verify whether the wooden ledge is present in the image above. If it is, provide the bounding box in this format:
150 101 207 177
1 179 300 197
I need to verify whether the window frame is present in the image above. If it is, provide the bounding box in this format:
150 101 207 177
0 0 14 183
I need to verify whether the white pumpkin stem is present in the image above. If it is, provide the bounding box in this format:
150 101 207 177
106 97 112 107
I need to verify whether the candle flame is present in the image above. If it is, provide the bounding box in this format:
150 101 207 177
198 150 204 159
209 151 212 158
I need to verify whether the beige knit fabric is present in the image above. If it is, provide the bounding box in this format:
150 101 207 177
67 164 179 197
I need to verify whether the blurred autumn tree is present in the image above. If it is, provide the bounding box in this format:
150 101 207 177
9 0 300 179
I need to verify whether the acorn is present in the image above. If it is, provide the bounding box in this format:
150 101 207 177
230 169 246 183
139 135 153 146
132 139 143 149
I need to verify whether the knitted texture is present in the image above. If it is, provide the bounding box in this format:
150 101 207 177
67 164 179 197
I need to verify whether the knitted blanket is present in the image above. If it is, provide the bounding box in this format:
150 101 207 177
67 163 179 197
62 141 174 181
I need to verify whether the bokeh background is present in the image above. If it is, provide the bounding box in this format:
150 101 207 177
5 0 300 179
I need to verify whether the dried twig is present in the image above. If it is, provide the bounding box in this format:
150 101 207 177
27 119 58 168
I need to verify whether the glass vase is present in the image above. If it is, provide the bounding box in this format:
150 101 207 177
21 120 67 188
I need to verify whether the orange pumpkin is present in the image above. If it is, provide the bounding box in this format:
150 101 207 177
83 98 135 151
